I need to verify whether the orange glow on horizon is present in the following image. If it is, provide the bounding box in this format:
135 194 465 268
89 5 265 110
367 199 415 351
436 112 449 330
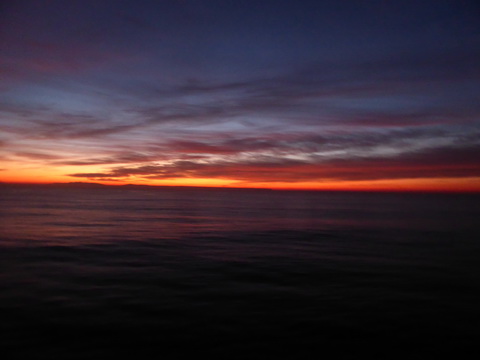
2 170 480 193
1 159 479 193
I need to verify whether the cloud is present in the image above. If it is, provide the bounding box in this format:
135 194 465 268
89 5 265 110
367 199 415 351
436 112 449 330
167 137 283 155
57 151 170 166
14 152 63 160
112 45 480 130
68 132 480 183
0 110 143 141
3 41 478 145
55 126 455 168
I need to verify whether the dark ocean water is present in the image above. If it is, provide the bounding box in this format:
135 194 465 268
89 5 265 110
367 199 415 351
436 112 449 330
1 185 480 358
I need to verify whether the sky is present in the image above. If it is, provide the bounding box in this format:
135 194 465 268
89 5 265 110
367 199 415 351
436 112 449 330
1 0 479 191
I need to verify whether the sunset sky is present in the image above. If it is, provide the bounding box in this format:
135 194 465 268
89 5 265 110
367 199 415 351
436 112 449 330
1 0 479 191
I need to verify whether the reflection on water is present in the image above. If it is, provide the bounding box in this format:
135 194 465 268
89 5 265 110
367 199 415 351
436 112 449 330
1 185 478 246
1 185 479 357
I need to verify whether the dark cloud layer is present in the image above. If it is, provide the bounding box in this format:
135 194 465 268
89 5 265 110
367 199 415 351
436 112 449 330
69 133 480 182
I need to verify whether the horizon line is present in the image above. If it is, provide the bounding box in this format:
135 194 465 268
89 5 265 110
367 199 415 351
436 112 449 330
1 181 479 194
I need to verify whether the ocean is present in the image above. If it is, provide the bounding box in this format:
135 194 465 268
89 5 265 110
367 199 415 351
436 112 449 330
1 184 479 358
